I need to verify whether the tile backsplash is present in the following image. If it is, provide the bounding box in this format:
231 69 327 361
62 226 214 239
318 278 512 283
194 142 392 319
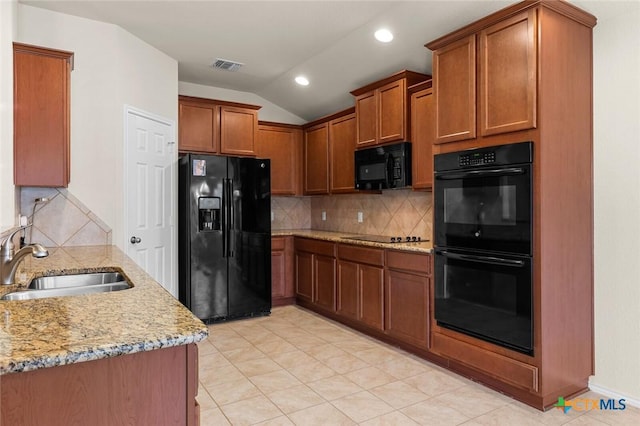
18 187 112 247
273 189 433 239
271 196 311 230
11 188 432 247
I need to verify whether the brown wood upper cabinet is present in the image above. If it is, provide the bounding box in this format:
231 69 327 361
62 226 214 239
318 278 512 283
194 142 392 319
13 43 74 187
429 9 537 144
479 10 537 137
303 122 330 195
409 81 434 190
350 70 430 148
220 105 259 156
178 95 260 156
329 112 356 194
303 108 357 195
257 122 303 196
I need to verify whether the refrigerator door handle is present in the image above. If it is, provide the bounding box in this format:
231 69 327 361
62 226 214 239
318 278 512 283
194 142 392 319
227 179 235 257
222 178 229 258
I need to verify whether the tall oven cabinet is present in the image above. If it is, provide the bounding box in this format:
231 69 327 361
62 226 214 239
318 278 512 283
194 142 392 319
426 0 596 410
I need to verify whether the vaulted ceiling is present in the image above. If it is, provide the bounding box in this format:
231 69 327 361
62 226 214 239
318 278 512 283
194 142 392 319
21 1 615 121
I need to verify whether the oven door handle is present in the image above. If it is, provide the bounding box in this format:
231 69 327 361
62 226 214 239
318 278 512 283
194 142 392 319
437 250 525 267
435 167 525 180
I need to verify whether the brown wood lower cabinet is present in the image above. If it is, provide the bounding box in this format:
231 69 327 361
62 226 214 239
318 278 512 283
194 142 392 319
315 254 337 311
337 244 384 331
0 344 199 426
271 236 295 306
294 239 433 353
295 238 336 313
385 250 431 349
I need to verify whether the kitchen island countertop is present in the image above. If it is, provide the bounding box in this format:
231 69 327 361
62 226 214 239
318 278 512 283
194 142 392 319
0 245 208 375
272 229 433 253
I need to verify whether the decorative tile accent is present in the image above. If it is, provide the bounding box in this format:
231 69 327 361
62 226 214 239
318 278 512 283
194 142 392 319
19 187 112 247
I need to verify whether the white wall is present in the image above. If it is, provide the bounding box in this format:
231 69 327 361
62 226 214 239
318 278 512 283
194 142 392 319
591 2 640 404
0 0 17 233
179 81 306 125
16 4 178 249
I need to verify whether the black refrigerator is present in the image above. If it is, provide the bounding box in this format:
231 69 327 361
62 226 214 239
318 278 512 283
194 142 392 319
178 154 271 323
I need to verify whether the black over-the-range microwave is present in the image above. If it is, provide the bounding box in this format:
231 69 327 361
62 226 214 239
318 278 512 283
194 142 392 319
354 142 411 190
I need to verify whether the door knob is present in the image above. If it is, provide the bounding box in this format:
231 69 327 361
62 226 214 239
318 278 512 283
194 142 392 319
130 236 141 244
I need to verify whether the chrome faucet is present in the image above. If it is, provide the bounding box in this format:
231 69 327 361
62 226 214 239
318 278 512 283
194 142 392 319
1 226 49 285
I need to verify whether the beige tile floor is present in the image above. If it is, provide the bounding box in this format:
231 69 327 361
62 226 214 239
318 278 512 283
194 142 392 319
196 306 639 426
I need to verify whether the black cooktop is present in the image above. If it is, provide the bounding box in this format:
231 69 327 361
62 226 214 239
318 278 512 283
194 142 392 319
342 235 427 244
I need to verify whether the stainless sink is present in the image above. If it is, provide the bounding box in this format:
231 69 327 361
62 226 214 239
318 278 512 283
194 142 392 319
1 271 131 301
29 272 126 289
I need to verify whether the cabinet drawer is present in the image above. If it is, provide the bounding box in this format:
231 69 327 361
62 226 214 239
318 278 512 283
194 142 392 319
337 244 384 266
386 250 431 275
272 237 286 251
432 332 538 392
295 238 335 257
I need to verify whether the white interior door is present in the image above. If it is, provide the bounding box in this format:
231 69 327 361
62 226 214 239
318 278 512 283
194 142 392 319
125 107 177 297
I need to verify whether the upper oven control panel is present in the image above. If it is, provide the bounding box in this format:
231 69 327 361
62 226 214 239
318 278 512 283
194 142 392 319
459 151 496 167
434 141 533 172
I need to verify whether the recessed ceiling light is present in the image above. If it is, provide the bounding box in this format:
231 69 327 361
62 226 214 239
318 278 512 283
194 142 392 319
295 76 309 86
375 28 394 43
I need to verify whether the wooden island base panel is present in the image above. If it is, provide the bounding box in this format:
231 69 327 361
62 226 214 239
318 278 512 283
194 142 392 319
1 345 199 426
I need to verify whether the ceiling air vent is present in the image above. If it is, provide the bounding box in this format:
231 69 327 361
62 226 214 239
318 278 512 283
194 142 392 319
212 58 243 72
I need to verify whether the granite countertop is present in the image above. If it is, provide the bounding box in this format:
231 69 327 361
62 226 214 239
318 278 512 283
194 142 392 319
0 245 208 376
272 229 433 254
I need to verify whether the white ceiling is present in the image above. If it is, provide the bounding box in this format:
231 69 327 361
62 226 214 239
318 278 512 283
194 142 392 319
20 0 618 122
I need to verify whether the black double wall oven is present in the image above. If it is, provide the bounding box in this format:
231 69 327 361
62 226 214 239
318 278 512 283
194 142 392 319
433 142 534 355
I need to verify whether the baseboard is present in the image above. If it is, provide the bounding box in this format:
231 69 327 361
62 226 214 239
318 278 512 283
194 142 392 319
589 379 640 408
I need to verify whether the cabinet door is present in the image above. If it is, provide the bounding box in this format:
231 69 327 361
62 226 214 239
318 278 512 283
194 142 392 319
378 79 406 144
304 124 330 195
337 260 359 320
355 91 377 147
272 237 295 306
410 88 434 189
220 105 257 156
257 124 302 195
433 35 476 144
385 269 429 348
329 113 356 194
179 100 218 153
314 254 336 312
295 251 314 303
272 249 286 299
359 264 384 331
14 44 73 187
480 10 537 136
